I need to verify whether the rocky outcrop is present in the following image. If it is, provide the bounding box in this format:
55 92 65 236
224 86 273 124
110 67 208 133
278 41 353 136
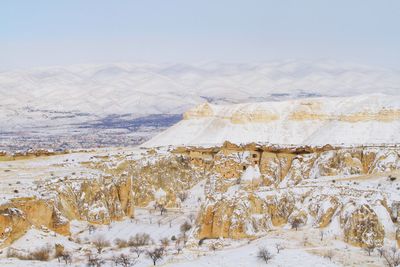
309 196 340 228
341 204 385 247
198 191 269 239
49 176 135 224
0 198 69 248
130 155 204 207
230 108 278 124
183 103 214 119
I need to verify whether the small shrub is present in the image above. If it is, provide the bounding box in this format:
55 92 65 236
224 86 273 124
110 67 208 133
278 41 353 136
7 248 30 260
324 250 334 261
114 238 129 248
257 247 274 264
31 245 52 261
160 237 170 248
275 243 284 254
128 233 152 247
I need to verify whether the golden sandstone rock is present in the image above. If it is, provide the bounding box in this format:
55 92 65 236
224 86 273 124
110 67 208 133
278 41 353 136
1 142 400 249
0 198 69 248
341 204 385 247
183 103 214 119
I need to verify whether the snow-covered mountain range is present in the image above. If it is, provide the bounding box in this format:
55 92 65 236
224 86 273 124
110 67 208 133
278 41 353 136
1 60 399 149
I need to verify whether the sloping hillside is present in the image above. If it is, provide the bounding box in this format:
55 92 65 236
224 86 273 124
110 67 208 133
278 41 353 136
145 94 400 147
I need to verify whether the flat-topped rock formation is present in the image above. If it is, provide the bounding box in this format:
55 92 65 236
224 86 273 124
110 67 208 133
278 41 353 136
145 94 400 147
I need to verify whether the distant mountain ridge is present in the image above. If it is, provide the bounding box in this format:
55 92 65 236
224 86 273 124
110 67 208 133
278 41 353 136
1 60 399 150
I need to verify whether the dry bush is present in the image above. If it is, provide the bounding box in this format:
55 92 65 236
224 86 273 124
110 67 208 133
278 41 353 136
7 245 52 261
92 235 111 254
7 248 30 260
114 238 129 248
31 245 52 261
128 233 152 247
160 237 170 248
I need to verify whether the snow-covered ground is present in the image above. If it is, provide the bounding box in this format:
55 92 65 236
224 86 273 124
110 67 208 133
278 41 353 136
0 217 390 266
0 147 398 266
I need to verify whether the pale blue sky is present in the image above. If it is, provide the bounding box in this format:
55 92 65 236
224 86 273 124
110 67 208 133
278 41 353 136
1 0 400 69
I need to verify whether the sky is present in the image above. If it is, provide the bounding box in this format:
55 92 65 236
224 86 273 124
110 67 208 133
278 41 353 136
1 0 400 69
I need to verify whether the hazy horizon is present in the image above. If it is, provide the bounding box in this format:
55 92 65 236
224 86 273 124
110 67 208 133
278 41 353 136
2 0 400 70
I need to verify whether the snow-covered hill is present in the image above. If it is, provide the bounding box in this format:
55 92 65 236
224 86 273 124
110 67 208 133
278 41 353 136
1 60 400 150
145 94 400 147
1 60 400 127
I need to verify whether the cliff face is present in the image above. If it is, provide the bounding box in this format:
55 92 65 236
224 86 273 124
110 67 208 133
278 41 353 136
51 177 135 224
194 144 400 248
0 198 69 247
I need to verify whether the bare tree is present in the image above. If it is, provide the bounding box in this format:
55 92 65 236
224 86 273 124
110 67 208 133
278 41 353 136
257 247 274 264
377 247 385 258
383 247 400 267
180 221 192 238
364 243 377 256
112 253 137 267
146 247 164 266
92 235 111 254
160 206 167 216
275 243 284 254
291 218 302 231
130 247 144 258
87 252 104 267
61 251 72 265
